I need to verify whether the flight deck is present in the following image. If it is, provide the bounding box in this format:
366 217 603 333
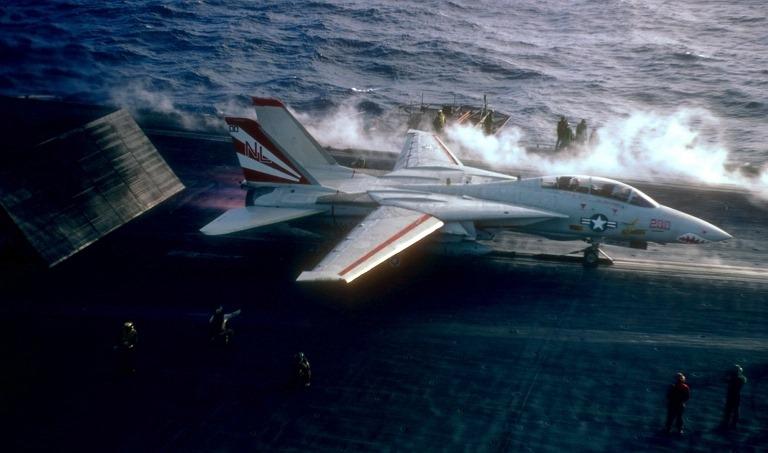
1 116 767 452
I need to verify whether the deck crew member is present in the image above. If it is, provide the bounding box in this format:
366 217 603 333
561 123 574 149
295 352 311 387
433 109 446 133
556 116 567 150
483 110 494 135
722 364 747 429
116 321 138 374
209 306 240 345
665 372 691 434
576 119 587 144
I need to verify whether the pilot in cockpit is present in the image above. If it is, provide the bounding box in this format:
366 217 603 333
610 184 631 201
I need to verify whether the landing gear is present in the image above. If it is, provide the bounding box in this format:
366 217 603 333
580 242 613 268
583 247 600 268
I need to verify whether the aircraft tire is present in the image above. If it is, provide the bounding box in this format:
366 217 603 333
583 249 600 268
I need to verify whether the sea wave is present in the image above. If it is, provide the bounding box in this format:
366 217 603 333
0 0 765 169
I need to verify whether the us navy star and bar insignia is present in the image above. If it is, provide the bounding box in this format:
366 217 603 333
581 213 617 232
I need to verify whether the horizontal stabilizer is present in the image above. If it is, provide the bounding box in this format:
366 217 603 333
200 206 324 236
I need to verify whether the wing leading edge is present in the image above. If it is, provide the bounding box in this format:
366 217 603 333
297 206 444 283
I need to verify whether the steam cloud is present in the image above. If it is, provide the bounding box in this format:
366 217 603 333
294 102 402 153
298 103 767 197
442 108 768 197
107 84 766 197
110 83 252 131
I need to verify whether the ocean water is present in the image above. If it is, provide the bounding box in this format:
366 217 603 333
1 0 767 185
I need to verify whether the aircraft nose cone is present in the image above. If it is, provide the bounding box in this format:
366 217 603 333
706 224 732 242
678 220 732 244
660 205 732 244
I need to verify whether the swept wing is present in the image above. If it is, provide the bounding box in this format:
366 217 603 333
297 206 444 283
394 130 463 170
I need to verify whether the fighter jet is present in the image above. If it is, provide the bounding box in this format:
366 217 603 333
201 97 732 283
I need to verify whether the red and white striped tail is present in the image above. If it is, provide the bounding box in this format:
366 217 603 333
225 116 315 185
225 97 341 186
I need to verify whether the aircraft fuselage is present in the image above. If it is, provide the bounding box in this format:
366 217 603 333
247 173 730 248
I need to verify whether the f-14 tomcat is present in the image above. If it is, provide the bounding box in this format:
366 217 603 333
201 97 732 283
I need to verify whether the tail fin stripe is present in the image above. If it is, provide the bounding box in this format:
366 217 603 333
236 153 300 182
231 128 303 180
225 117 313 185
251 97 285 107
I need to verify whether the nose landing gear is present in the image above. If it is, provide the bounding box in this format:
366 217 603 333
580 242 613 268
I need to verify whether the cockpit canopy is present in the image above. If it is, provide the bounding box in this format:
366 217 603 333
541 176 658 208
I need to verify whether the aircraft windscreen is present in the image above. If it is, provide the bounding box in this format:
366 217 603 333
628 189 658 208
589 179 631 202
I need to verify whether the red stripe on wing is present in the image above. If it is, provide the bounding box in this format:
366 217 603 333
432 134 460 165
339 214 432 277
